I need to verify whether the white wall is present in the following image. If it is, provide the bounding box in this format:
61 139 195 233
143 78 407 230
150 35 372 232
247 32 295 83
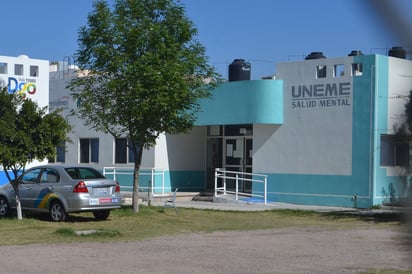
157 127 206 171
49 71 154 169
0 55 49 109
387 58 412 134
0 55 49 168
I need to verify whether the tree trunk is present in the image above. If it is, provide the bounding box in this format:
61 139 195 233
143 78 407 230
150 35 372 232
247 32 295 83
5 168 23 220
132 139 144 213
16 194 23 220
132 161 140 213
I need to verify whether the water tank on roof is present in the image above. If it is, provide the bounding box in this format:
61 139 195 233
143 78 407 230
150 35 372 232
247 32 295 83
228 59 251 81
305 52 326 60
388 46 406 59
348 50 364 56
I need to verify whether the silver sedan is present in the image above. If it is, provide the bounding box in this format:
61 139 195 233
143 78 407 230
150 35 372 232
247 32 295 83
0 165 122 221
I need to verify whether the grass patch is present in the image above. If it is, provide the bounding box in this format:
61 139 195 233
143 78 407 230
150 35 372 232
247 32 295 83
0 205 404 246
54 228 76 236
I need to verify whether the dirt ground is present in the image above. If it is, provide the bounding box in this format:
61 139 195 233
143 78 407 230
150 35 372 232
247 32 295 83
0 227 411 274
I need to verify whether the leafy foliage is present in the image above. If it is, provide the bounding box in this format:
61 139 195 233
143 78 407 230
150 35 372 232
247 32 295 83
69 0 221 211
395 90 412 166
0 87 71 219
404 90 412 133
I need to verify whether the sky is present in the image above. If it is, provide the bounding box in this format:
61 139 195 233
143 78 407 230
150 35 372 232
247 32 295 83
1 0 411 80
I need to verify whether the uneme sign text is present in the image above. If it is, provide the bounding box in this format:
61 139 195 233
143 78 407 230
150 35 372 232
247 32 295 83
292 82 350 98
291 82 351 109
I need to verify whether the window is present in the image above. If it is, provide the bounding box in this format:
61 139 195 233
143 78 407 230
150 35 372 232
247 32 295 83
65 167 105 179
80 138 99 163
380 135 409 167
49 143 65 163
115 138 127 163
316 65 326 78
351 63 363 76
115 138 136 163
30 65 39 77
334 64 344 78
14 64 23 75
56 144 66 162
225 124 253 136
22 168 41 183
40 168 60 183
208 125 222 136
0 62 7 74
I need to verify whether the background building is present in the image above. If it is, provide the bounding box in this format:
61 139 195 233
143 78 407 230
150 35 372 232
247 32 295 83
0 54 49 176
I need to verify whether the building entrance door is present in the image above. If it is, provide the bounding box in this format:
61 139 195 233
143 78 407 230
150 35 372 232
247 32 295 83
224 137 253 193
206 125 253 193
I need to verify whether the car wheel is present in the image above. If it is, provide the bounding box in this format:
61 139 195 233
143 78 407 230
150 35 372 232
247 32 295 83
93 210 110 220
0 196 9 217
49 201 66 222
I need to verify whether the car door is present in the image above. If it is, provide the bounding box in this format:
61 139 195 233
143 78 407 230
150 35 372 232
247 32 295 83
19 168 42 209
35 168 61 210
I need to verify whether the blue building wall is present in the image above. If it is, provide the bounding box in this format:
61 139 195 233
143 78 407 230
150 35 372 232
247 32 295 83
372 56 410 205
196 80 283 125
0 171 14 185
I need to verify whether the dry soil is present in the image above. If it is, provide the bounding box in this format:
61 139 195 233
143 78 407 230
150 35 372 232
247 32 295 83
0 226 411 273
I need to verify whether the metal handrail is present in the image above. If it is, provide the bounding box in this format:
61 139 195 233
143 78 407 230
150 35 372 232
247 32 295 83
214 168 268 205
103 167 165 195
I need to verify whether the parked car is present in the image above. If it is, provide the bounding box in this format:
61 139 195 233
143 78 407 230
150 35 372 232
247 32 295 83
0 165 122 221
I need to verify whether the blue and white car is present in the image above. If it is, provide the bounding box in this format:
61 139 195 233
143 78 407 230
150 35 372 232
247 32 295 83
0 165 122 221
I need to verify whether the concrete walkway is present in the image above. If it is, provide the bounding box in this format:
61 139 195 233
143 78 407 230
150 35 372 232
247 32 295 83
122 192 402 214
151 199 352 212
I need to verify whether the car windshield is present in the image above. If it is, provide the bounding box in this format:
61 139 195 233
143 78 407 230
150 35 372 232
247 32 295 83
65 167 105 180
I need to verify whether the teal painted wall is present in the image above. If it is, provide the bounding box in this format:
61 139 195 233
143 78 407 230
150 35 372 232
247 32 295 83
105 169 205 193
372 56 409 205
196 80 283 125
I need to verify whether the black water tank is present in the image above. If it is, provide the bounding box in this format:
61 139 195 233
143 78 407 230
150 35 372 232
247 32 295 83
388 46 406 59
228 59 251 81
348 50 364 56
305 52 326 60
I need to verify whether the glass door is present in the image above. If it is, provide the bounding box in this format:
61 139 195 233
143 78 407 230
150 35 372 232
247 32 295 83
224 137 252 193
206 124 253 193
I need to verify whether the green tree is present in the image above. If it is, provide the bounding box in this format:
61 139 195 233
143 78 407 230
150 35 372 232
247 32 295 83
404 90 412 133
69 0 221 212
392 90 412 203
394 90 412 170
0 88 71 219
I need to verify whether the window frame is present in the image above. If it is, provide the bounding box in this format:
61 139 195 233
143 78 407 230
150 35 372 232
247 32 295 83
14 64 24 76
115 137 136 164
316 65 327 78
333 64 345 78
79 138 99 164
351 63 363 76
0 62 7 74
30 65 39 77
380 134 409 167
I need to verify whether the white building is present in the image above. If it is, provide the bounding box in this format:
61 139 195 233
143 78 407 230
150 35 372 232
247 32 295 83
0 55 50 170
0 55 49 108
4 47 410 209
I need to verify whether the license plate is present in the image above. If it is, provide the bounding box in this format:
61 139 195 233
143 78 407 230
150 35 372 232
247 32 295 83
94 188 109 195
